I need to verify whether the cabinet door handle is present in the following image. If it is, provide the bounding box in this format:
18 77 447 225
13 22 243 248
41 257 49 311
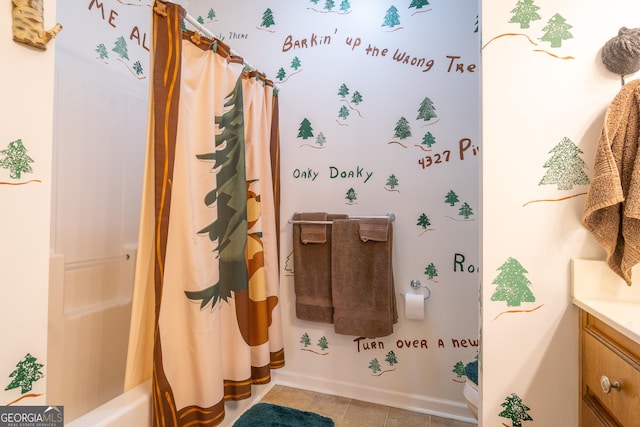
600 375 621 393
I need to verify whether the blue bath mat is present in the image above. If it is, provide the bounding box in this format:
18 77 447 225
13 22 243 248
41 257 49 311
233 403 334 427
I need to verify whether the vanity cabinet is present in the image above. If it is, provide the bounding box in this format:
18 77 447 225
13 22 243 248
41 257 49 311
579 310 640 426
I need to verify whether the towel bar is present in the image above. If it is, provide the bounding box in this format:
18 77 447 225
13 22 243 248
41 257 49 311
288 212 395 225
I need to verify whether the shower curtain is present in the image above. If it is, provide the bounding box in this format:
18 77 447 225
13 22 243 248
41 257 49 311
124 2 283 425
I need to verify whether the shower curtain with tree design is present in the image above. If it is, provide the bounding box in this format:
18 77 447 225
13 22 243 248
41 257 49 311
125 2 283 425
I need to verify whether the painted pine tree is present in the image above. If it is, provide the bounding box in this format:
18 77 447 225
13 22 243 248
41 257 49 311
339 0 351 12
300 333 312 347
386 174 399 189
422 131 437 147
338 105 350 120
490 258 535 307
261 9 275 27
540 13 573 48
318 336 329 351
298 118 314 139
499 393 533 427
394 117 412 139
0 139 34 179
276 67 286 81
444 190 459 206
508 0 541 29
409 0 430 9
345 188 357 203
417 97 437 121
538 136 589 190
385 351 398 366
112 36 129 60
96 43 108 60
5 354 44 393
207 9 216 21
369 358 382 374
417 213 431 229
382 6 401 28
351 91 363 105
291 56 302 70
453 361 466 378
458 202 474 219
324 0 335 11
424 262 438 279
316 132 327 146
338 83 349 98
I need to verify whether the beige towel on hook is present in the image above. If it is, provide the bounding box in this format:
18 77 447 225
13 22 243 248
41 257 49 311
583 79 640 286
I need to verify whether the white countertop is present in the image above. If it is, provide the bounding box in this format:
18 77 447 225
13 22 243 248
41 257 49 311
572 259 640 344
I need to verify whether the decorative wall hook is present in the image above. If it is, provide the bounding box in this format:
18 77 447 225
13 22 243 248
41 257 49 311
12 0 62 51
601 26 640 86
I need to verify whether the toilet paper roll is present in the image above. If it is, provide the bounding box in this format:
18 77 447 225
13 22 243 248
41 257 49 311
404 292 424 320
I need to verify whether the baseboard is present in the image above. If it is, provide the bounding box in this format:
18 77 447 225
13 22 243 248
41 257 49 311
271 369 476 424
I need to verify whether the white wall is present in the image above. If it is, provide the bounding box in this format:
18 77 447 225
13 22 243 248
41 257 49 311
481 1 640 425
0 0 56 407
189 0 480 421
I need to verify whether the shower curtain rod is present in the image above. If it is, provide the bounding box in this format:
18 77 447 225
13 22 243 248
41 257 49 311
184 13 260 74
288 213 396 225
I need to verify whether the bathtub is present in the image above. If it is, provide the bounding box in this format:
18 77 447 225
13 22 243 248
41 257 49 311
65 379 269 427
66 380 151 427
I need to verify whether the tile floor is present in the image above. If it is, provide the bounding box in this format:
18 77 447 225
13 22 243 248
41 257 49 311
260 385 477 427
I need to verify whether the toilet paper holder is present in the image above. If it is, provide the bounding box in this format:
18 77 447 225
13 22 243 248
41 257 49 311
401 279 431 300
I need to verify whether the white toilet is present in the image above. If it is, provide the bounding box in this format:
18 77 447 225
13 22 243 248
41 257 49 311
463 379 479 420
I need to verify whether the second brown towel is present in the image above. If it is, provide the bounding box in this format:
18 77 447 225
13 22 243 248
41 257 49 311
331 218 397 338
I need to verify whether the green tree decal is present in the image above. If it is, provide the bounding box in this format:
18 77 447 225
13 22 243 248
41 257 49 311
112 36 129 60
276 67 286 81
318 336 329 351
185 77 248 309
300 333 312 347
453 361 466 378
133 60 143 75
297 118 314 139
338 105 350 120
346 187 357 203
310 0 320 4
339 0 351 12
424 262 438 279
0 139 34 179
351 91 363 105
417 97 437 121
386 174 399 189
508 0 541 29
261 8 276 28
291 56 302 70
422 131 436 147
338 83 349 98
369 358 382 374
382 6 401 28
96 43 108 60
538 136 589 190
540 13 573 48
444 190 459 206
324 0 335 11
417 213 431 229
5 353 44 393
491 258 535 307
458 202 474 219
409 0 429 9
207 9 216 21
385 351 398 366
499 393 533 427
394 117 412 140
316 132 327 146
